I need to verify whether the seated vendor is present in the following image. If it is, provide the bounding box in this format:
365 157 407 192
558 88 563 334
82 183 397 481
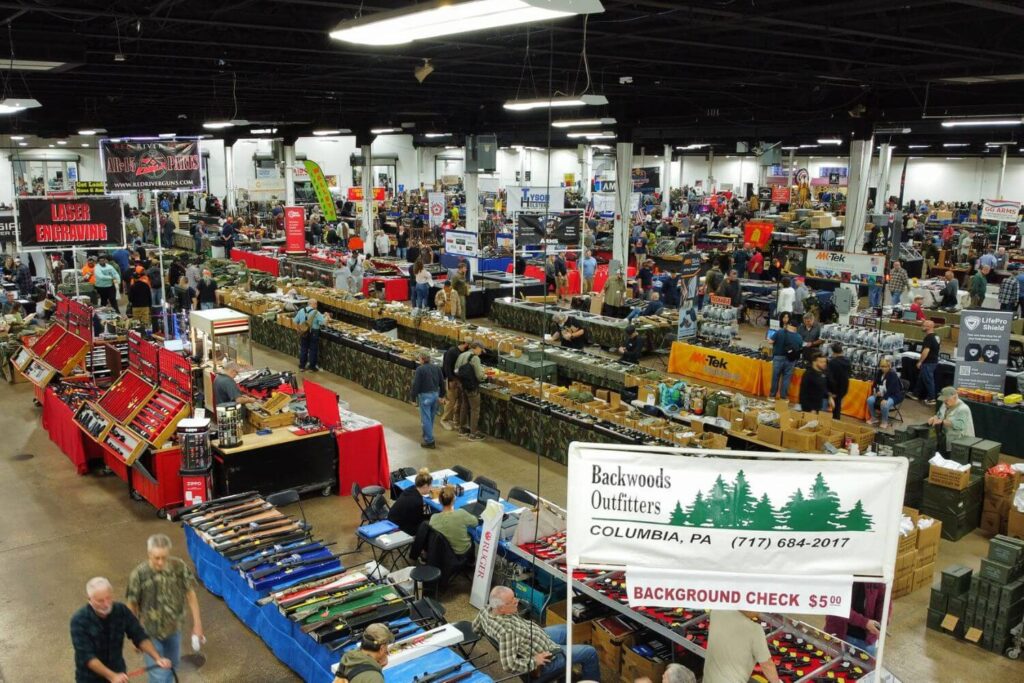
626 292 665 321
619 325 645 363
908 294 927 321
428 485 477 559
212 362 261 413
548 312 587 349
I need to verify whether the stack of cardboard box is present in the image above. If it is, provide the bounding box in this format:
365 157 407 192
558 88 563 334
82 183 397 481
928 535 1024 656
982 471 1021 536
895 507 943 598
921 466 984 541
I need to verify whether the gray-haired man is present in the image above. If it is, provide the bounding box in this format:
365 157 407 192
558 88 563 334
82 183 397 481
126 535 203 683
410 351 446 449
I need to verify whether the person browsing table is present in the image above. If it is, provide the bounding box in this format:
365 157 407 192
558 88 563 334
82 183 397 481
928 386 975 452
410 352 445 449
293 299 330 372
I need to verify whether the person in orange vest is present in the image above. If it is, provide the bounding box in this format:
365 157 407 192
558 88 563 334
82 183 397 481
81 256 97 284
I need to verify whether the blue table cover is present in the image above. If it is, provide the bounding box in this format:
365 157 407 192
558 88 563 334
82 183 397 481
395 476 519 514
184 526 489 682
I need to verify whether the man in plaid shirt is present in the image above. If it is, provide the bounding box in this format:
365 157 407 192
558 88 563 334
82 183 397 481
473 586 600 680
998 273 1019 312
888 260 909 306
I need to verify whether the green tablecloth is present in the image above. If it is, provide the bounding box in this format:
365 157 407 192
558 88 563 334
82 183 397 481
489 298 660 350
964 400 1020 458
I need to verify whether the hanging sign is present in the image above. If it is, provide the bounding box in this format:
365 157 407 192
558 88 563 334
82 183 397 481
428 191 446 228
100 139 203 191
0 210 16 245
563 173 576 187
469 500 504 609
626 566 852 617
548 214 581 245
771 187 791 204
16 197 125 250
566 445 906 578
74 181 106 196
631 167 660 194
505 185 565 214
444 229 478 257
516 215 543 246
347 187 386 202
303 160 338 222
284 205 306 254
744 221 774 249
804 249 885 284
981 198 1021 222
954 309 1013 392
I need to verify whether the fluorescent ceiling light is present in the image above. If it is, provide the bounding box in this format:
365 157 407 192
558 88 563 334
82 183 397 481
817 138 842 145
676 144 708 150
907 144 931 149
0 98 42 114
330 0 605 46
943 143 969 148
81 143 89 147
566 130 612 138
941 118 1022 128
159 133 177 138
371 127 400 134
56 140 66 145
552 117 615 128
18 142 26 146
799 144 819 149
945 157 964 160
77 128 106 136
939 73 1024 84
203 121 235 130
424 133 452 138
10 135 24 140
986 141 1014 146
48 144 53 148
0 59 66 72
313 129 342 136
250 128 277 135
875 127 912 134
780 146 798 150
504 94 608 111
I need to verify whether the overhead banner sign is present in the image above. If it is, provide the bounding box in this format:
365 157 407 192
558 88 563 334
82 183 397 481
631 167 660 194
517 215 543 246
771 186 791 204
444 229 479 257
505 185 565 214
100 139 202 191
303 160 338 222
955 309 1013 391
744 221 774 249
347 187 386 202
981 198 1021 223
804 249 885 285
16 197 125 250
0 210 16 245
566 445 906 578
284 205 306 254
428 191 446 228
549 214 581 245
627 567 853 617
74 181 106 196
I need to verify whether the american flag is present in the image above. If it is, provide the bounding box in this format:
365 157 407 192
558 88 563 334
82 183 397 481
584 203 596 221
633 204 647 223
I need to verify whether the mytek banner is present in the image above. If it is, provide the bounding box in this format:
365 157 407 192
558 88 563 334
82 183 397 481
469 500 504 610
981 198 1021 223
804 249 886 285
283 206 306 254
428 191 446 228
303 160 338 222
955 309 1013 391
566 445 906 578
0 210 16 245
101 139 202 191
16 197 125 250
626 567 853 617
667 341 762 395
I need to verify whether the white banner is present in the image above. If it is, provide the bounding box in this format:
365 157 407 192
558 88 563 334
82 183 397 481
428 191 446 228
982 198 1021 222
470 500 504 610
592 192 639 217
505 185 566 214
444 229 478 257
566 445 906 578
626 567 853 617
804 249 886 285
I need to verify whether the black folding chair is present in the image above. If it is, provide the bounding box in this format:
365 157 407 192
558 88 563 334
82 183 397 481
506 486 539 508
452 465 473 482
389 467 417 500
473 475 498 491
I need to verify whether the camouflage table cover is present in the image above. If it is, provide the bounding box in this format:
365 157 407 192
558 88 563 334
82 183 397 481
489 298 662 350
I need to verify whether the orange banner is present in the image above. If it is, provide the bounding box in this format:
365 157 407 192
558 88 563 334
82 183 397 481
763 365 871 421
668 342 763 395
744 221 774 249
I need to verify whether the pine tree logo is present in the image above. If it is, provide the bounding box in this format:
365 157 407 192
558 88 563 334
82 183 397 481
666 470 874 532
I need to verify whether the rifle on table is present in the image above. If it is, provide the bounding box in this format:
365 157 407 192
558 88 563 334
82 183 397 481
257 570 364 606
412 654 490 683
184 496 265 525
217 523 304 549
223 530 311 560
248 551 341 581
325 618 432 652
234 541 334 571
171 491 259 521
298 585 396 630
210 516 295 545
282 578 375 617
310 598 409 643
196 503 275 531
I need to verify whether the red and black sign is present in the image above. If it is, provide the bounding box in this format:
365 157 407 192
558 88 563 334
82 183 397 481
100 139 203 191
16 197 125 250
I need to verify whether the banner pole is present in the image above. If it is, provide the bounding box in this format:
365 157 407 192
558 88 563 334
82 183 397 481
153 190 168 338
512 214 518 300
73 246 80 298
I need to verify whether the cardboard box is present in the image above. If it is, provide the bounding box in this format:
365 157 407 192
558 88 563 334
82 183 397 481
895 549 917 574
545 600 592 644
928 463 971 490
619 645 669 683
1009 506 1024 540
916 544 938 568
897 528 919 555
893 573 914 598
985 473 1021 498
756 424 783 447
592 617 636 675
980 510 1005 536
915 563 935 590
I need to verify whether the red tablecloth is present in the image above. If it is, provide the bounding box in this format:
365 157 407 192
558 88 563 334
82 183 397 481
335 424 390 494
361 277 409 301
507 263 635 294
231 250 281 276
40 387 104 475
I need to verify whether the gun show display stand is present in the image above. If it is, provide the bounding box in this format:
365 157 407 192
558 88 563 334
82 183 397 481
212 429 336 497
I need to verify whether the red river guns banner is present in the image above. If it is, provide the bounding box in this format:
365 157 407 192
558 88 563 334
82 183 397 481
100 139 203 191
16 197 125 250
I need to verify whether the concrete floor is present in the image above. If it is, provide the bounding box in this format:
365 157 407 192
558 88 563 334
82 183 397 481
0 320 1018 682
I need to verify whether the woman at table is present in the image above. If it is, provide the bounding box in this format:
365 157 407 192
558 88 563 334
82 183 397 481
388 468 432 536
429 485 477 559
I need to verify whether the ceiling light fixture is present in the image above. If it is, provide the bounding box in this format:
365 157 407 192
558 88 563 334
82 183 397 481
158 133 177 138
56 140 66 145
799 144 819 149
0 59 67 72
945 157 964 160
943 143 969 148
566 130 613 139
18 142 26 146
780 146 799 150
77 128 106 136
203 121 235 130
250 128 277 135
81 143 89 147
676 144 708 150
414 59 434 84
10 135 24 140
817 138 842 145
371 127 401 134
907 144 931 149
313 129 342 136
329 0 605 46
552 118 615 128
986 141 1015 146
875 126 912 134
504 94 608 111
424 133 452 138
941 118 1022 128
0 98 42 115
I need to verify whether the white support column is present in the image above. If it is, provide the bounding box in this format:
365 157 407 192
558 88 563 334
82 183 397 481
787 149 796 189
224 144 235 215
613 141 634 271
707 148 715 192
876 143 893 208
284 144 296 206
362 144 374 256
677 154 684 193
845 136 875 254
662 144 672 215
415 147 423 194
464 144 479 233
997 144 1009 199
577 144 592 203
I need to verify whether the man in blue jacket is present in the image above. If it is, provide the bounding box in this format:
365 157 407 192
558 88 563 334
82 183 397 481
866 357 903 429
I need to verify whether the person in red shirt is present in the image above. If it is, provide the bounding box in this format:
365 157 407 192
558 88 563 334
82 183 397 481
747 248 765 279
909 294 927 321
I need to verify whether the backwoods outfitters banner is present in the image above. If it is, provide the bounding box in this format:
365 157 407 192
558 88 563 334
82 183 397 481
101 139 203 191
567 445 906 614
16 197 125 250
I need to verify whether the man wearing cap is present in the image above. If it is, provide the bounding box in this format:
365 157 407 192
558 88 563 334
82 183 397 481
909 294 927 321
333 622 391 683
928 387 975 452
619 325 645 363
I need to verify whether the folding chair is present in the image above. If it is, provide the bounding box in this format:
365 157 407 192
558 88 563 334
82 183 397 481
452 465 473 482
